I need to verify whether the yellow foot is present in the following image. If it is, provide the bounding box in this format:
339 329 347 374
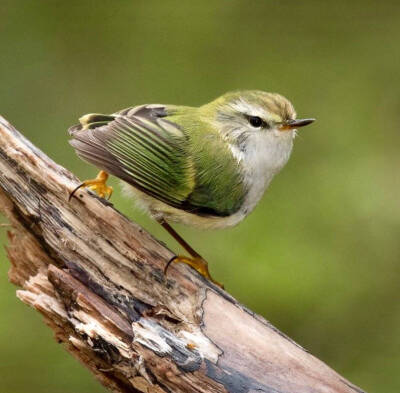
164 255 224 289
69 170 113 201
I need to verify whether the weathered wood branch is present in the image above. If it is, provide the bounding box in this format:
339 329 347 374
0 115 365 393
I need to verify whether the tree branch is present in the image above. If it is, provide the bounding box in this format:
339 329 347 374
0 115 365 393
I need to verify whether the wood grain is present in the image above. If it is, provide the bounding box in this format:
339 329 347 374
0 116 365 393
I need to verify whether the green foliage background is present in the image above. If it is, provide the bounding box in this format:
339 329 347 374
0 1 399 392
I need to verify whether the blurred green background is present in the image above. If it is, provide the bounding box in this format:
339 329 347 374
1 1 399 392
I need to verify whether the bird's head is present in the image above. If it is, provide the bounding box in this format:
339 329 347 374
201 90 315 148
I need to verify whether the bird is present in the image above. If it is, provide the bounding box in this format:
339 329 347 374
68 90 315 288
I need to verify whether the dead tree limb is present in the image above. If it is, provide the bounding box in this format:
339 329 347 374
0 115 365 393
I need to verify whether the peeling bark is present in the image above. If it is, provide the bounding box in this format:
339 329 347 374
0 116 365 393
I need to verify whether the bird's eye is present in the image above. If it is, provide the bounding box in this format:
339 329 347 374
248 116 263 128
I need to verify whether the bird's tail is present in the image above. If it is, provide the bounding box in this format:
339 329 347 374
68 113 116 135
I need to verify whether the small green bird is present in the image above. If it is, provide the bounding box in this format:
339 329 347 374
69 90 314 287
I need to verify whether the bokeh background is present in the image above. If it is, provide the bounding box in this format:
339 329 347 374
1 1 399 392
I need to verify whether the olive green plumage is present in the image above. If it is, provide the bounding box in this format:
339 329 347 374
69 100 246 217
69 90 314 228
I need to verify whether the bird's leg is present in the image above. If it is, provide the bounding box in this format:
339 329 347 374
157 218 223 288
69 170 113 201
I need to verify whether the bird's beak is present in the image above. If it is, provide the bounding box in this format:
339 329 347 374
279 118 315 131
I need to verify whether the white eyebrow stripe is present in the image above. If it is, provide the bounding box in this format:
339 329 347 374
230 98 268 117
230 98 283 122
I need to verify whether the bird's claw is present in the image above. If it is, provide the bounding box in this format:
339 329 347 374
69 170 112 201
165 255 224 289
86 181 113 199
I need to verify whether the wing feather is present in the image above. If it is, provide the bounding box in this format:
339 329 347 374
69 105 195 209
69 104 247 217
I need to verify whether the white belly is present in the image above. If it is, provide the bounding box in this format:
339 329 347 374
121 131 294 230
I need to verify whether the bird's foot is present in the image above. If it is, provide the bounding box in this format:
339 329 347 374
69 170 113 201
165 255 224 289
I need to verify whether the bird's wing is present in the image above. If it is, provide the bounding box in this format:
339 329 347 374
69 105 197 210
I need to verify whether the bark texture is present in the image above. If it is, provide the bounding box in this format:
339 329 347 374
0 116 365 393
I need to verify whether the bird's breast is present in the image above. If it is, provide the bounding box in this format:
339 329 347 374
233 133 294 217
